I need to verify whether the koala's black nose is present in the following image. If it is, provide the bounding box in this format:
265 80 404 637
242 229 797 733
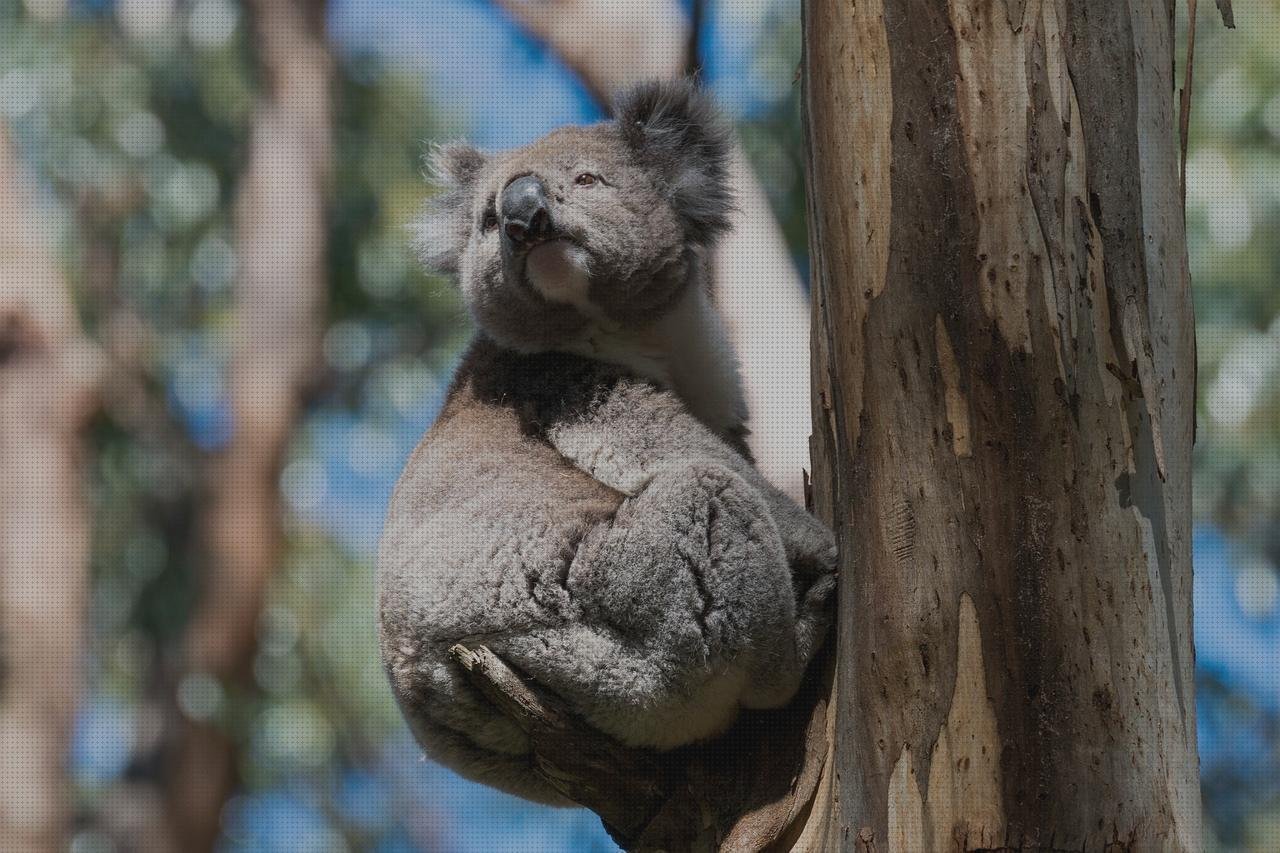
500 175 551 246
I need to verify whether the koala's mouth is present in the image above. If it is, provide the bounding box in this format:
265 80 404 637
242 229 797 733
507 224 572 255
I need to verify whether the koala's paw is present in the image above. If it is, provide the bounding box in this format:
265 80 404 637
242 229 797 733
772 500 838 577
794 571 837 659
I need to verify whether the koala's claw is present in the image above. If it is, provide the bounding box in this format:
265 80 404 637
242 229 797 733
802 572 838 609
792 571 837 662
773 502 839 577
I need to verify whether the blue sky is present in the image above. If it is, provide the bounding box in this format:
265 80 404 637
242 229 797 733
327 0 799 147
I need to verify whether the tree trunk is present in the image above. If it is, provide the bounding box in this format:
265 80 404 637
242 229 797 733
167 0 331 846
799 0 1201 849
0 128 99 853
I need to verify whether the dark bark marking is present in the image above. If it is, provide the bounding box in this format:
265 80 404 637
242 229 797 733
886 494 917 568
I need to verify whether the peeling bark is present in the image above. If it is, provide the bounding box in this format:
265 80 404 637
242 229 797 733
801 0 1201 849
0 128 99 853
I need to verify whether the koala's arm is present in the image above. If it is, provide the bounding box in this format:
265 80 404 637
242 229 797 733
545 375 836 578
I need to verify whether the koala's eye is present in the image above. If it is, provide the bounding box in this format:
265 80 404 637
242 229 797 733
482 208 498 231
574 172 599 187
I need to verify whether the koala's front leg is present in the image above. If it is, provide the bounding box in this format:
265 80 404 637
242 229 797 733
546 376 838 581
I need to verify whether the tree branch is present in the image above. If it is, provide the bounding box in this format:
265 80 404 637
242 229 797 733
451 644 831 852
0 126 100 853
1216 0 1235 28
167 0 332 845
491 0 688 105
451 646 674 844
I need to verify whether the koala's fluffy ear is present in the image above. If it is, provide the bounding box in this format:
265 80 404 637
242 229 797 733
614 80 734 245
411 142 487 274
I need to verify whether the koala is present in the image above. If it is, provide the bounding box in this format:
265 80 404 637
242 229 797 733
377 80 837 805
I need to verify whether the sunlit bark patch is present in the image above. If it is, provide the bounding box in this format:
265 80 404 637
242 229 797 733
887 595 1004 853
947 0 1049 354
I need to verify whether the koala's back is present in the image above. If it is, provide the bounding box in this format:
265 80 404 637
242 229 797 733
377 337 626 803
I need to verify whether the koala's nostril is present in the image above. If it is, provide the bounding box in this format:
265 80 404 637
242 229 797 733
504 208 545 243
505 221 528 243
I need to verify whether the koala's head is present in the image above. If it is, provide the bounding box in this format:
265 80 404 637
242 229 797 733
414 80 733 351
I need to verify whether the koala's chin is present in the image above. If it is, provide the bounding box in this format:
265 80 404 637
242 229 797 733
383 79 839 806
523 239 593 312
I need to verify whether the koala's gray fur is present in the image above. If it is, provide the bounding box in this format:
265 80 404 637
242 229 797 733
379 80 837 805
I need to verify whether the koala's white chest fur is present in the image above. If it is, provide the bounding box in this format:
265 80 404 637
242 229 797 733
581 291 747 435
527 243 747 436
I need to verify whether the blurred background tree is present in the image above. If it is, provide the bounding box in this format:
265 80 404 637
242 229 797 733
0 0 1275 850
1184 4 1280 849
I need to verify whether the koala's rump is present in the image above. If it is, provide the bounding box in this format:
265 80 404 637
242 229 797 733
374 342 631 772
